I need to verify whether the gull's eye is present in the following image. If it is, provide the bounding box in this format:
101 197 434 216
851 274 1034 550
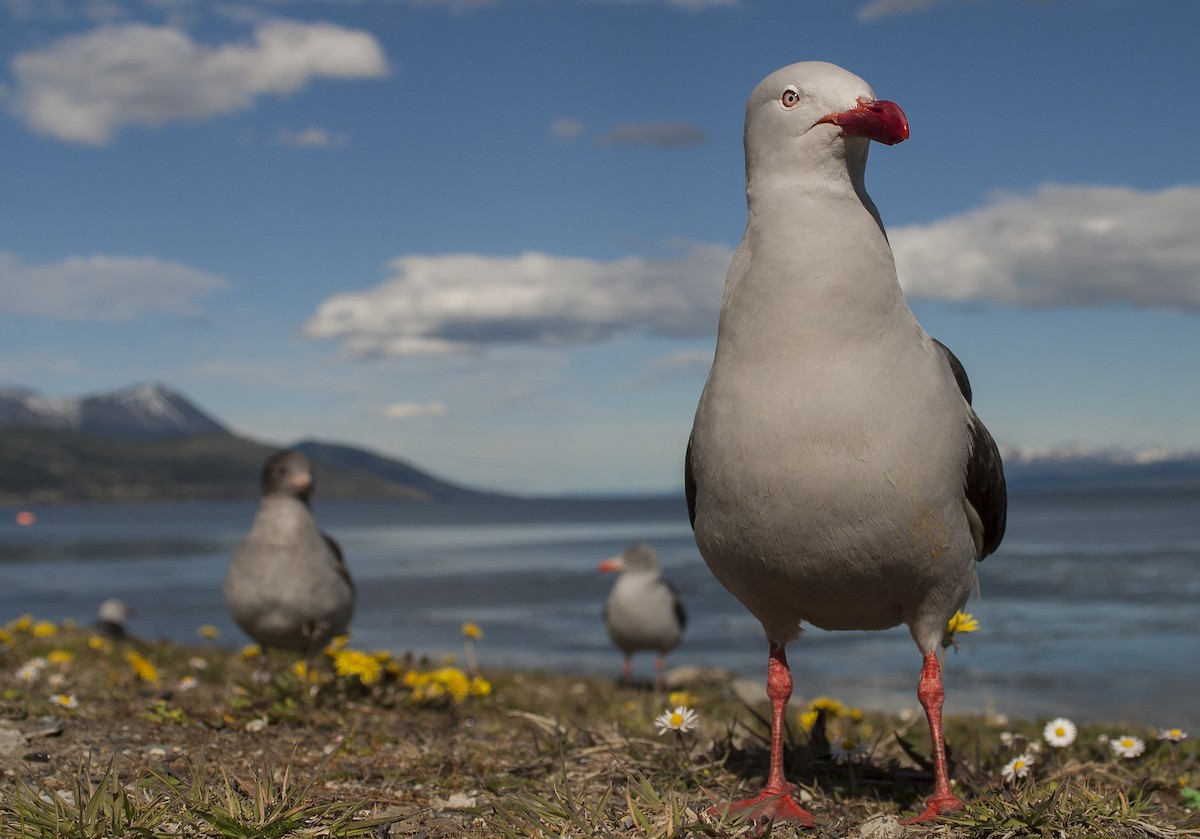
780 87 800 109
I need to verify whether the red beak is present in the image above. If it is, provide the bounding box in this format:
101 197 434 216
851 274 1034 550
816 98 909 146
597 557 624 573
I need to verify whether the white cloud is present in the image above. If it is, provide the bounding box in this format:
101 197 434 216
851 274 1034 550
598 120 707 148
856 0 977 21
384 400 448 419
279 125 348 147
7 19 388 144
304 245 731 357
892 184 1200 311
0 251 228 320
549 117 584 141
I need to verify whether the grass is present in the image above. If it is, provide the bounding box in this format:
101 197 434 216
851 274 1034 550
0 616 1197 838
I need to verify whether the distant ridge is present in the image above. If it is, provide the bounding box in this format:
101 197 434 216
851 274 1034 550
3 382 1199 504
0 383 499 505
0 382 228 439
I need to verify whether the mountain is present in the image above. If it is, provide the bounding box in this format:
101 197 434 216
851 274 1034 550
0 426 499 505
0 383 228 439
1001 445 1200 492
0 383 498 505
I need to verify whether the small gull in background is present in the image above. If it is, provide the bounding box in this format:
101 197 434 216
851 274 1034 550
598 542 687 691
224 450 355 661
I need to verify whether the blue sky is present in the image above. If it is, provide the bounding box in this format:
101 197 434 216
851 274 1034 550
1 0 1198 494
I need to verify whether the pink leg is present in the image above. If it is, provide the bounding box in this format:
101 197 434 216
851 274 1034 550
621 655 633 686
655 654 667 693
901 652 965 823
708 644 816 828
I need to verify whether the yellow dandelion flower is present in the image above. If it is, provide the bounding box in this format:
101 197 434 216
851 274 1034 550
0 629 14 647
798 709 819 732
324 634 350 653
848 707 865 722
87 635 112 653
432 666 470 701
946 610 979 635
9 614 33 632
240 644 262 660
47 650 74 666
198 624 219 639
125 651 160 683
809 696 849 717
668 690 698 707
333 649 383 685
470 676 492 697
31 620 58 637
461 622 484 641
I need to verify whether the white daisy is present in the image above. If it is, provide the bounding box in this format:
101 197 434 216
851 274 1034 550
1110 735 1145 759
1000 752 1035 783
49 694 78 710
998 731 1016 748
1042 717 1077 748
831 736 866 764
1156 728 1189 743
654 705 698 735
177 675 199 692
16 657 47 683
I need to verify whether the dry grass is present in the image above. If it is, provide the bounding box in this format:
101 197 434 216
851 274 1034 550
1 617 1197 838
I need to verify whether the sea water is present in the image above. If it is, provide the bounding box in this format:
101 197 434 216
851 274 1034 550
1 488 1196 728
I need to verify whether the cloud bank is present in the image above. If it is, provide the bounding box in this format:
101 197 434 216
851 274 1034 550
304 245 731 357
7 19 388 144
0 252 228 320
307 184 1200 359
597 120 707 148
892 184 1200 310
856 0 977 21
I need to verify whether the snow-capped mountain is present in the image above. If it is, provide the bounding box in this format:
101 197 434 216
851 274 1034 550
0 382 229 439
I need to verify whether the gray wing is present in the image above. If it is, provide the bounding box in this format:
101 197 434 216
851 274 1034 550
323 532 354 590
664 579 688 631
935 339 1007 559
684 432 697 530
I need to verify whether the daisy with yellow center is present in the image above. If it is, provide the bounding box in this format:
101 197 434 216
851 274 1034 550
50 694 78 710
1157 728 1189 742
832 736 866 764
177 675 199 692
1042 717 1077 748
16 658 47 683
1001 752 1034 783
332 649 383 685
1111 735 1145 759
654 705 698 735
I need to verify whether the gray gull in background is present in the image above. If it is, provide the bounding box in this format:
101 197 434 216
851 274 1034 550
686 61 1006 827
598 542 686 691
224 450 355 658
94 598 133 640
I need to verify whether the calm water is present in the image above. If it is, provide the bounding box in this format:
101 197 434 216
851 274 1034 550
1 489 1197 729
